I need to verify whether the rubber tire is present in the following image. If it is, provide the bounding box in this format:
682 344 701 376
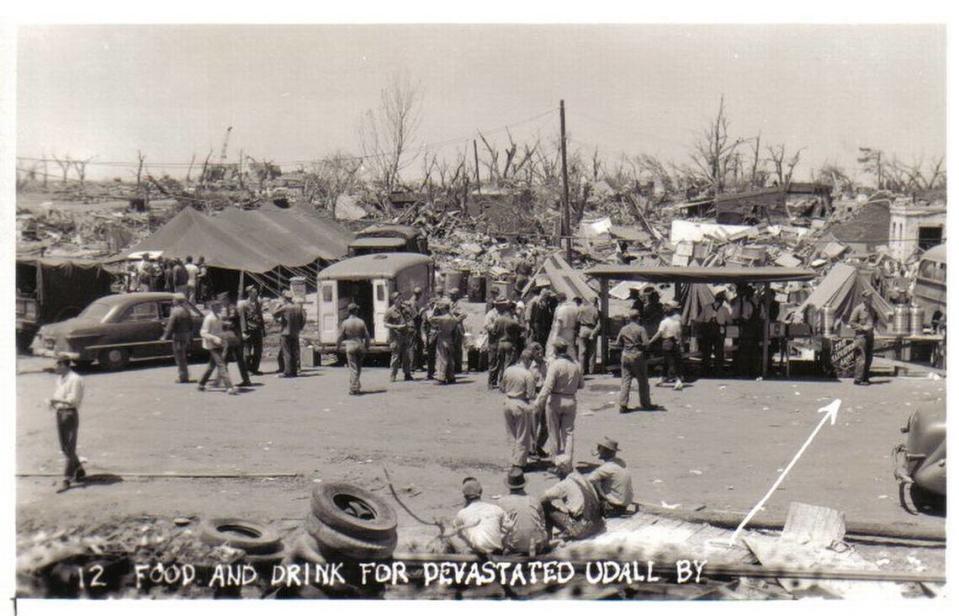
293 532 328 565
311 482 398 540
243 541 288 564
99 348 130 371
910 484 947 513
198 518 282 554
305 514 397 560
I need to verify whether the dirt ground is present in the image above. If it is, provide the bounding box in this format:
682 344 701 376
16 347 946 547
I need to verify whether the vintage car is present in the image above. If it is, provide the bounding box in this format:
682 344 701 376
894 407 946 512
30 292 206 370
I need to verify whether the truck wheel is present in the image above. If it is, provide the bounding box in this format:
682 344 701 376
99 348 130 371
910 484 946 513
311 482 398 540
198 518 282 554
304 514 397 560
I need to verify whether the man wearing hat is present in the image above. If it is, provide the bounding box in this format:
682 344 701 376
697 289 731 377
848 290 878 385
160 292 195 383
499 467 549 556
428 298 465 384
384 291 414 382
238 285 266 375
534 338 584 459
539 454 604 541
406 286 426 372
48 356 87 492
526 286 555 347
274 290 306 378
616 309 654 412
648 300 685 390
489 297 523 389
218 291 252 387
337 303 370 394
449 477 512 555
731 284 760 378
587 437 634 517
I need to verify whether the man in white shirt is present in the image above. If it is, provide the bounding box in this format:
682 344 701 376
698 290 730 377
648 301 685 390
198 301 238 394
548 293 581 361
448 477 514 555
184 256 200 304
48 357 86 492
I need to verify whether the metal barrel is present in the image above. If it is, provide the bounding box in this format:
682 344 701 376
822 305 835 334
910 306 925 336
894 305 909 335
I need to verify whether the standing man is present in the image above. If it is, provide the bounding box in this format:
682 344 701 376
406 286 425 372
848 290 878 386
577 297 601 375
172 258 189 297
197 301 238 395
428 300 464 385
184 256 199 304
500 349 537 469
160 292 194 384
196 257 209 304
587 437 634 517
423 291 442 380
384 292 413 382
616 309 654 412
526 341 550 460
549 293 581 361
48 357 86 493
534 339 584 460
238 285 266 375
450 290 465 374
337 303 370 395
526 286 554 347
219 292 252 387
499 468 549 556
491 299 522 388
698 290 730 377
731 285 759 378
274 291 306 378
648 300 684 390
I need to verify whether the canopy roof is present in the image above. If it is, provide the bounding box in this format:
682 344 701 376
349 237 407 248
586 265 816 284
125 205 353 273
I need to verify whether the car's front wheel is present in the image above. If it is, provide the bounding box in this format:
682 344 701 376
99 348 130 371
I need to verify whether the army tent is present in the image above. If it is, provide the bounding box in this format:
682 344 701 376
789 262 892 332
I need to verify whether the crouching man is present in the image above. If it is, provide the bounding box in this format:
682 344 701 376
587 437 635 517
539 454 604 542
446 477 515 555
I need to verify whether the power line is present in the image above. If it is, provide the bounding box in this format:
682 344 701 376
16 107 559 170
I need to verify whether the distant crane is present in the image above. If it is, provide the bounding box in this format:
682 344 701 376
219 126 233 165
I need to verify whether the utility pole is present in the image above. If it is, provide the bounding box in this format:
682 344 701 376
560 99 571 262
473 139 481 192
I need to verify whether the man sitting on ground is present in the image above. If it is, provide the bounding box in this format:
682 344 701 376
448 477 514 555
587 437 634 517
499 467 549 556
539 454 604 542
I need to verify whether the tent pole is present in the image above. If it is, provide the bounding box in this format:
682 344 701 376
762 282 771 379
238 270 245 300
600 277 609 373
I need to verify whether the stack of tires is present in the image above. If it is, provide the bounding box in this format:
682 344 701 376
300 482 398 562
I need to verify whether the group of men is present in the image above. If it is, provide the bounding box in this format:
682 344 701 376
160 285 306 393
693 284 779 379
447 437 634 556
128 254 208 304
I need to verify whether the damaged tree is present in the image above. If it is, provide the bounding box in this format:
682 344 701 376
767 144 804 190
359 72 423 201
691 96 744 195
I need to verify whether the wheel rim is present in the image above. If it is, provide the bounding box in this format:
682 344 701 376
108 349 124 364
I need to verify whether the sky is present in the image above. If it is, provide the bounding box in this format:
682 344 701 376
16 24 946 183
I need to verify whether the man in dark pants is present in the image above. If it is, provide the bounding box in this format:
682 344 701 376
648 301 684 390
407 286 425 372
577 297 601 375
849 290 878 385
160 293 194 383
616 309 654 412
491 298 523 388
49 357 86 493
731 285 759 378
384 292 414 382
218 291 252 387
274 291 306 378
238 285 266 375
337 303 370 394
697 290 730 377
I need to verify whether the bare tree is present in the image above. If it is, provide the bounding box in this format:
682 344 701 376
136 150 147 188
71 156 94 190
857 147 886 189
894 156 946 191
766 144 804 189
52 154 72 183
185 153 197 184
304 152 363 211
358 72 423 196
816 162 854 194
690 96 743 195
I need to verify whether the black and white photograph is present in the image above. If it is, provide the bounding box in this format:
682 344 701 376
3 11 951 607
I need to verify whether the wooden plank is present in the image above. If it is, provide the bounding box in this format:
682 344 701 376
781 502 846 548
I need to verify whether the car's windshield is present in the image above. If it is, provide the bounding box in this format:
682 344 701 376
79 299 115 321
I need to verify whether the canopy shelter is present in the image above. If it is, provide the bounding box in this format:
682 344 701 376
788 262 892 332
122 205 353 297
585 265 817 377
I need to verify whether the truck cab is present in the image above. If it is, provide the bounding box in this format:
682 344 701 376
347 224 429 257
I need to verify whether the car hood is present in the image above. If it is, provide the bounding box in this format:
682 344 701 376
37 316 103 338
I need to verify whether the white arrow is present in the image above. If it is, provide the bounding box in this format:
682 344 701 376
727 399 842 546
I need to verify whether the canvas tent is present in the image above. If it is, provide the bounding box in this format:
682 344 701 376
123 205 353 296
789 262 893 332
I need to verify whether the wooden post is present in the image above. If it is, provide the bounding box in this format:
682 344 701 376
762 282 771 378
238 270 245 300
560 100 571 263
599 277 610 373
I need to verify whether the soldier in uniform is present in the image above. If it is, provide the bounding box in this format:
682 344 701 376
384 292 414 382
337 303 370 394
849 290 878 385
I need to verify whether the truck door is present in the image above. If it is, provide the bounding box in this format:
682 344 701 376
319 280 339 344
372 279 389 344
